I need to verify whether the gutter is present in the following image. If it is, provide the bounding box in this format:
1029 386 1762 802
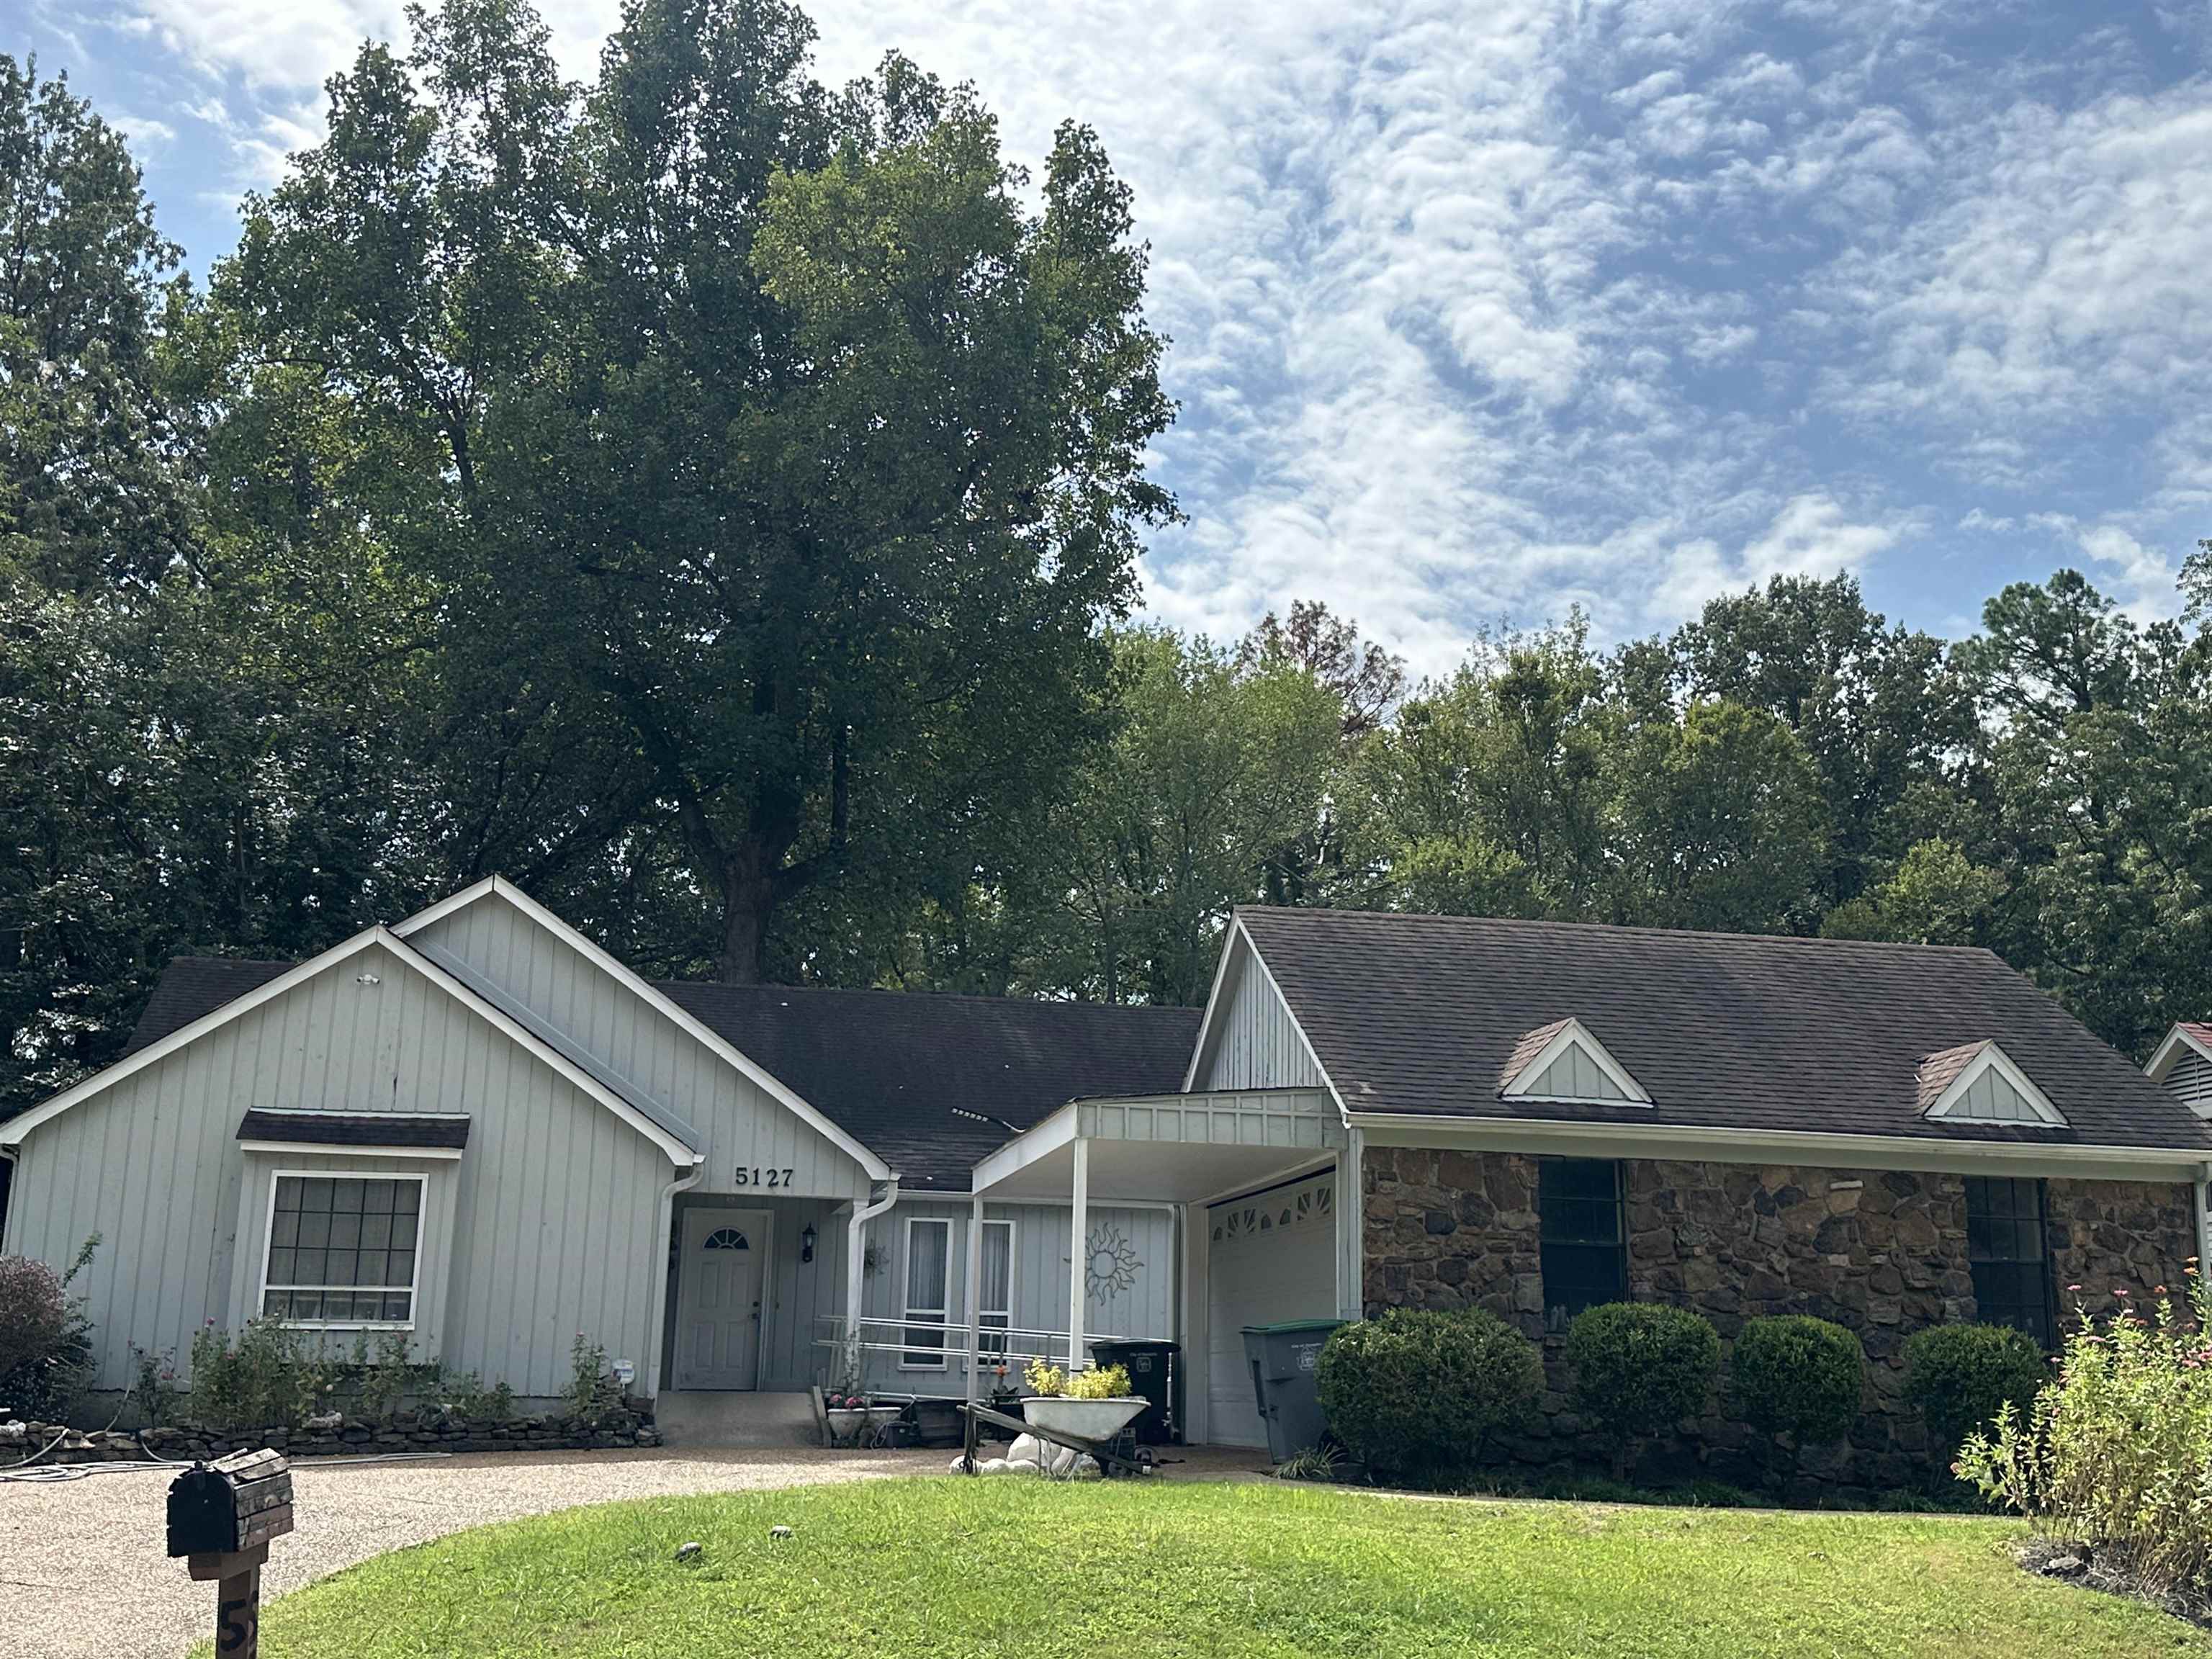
1344 1110 2212 1181
642 1158 708 1401
844 1178 902 1352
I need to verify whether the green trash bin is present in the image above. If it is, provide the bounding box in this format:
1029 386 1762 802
1240 1318 1344 1463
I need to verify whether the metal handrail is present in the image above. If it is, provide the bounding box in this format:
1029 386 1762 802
811 1312 1101 1368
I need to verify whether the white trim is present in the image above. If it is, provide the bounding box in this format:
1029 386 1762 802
2147 1025 2212 1084
240 1141 464 1161
977 1217 1015 1358
971 1102 1078 1195
1346 1109 2203 1179
1180 915 1253 1092
899 1214 954 1371
394 876 892 1181
4 928 383 1144
257 1168 428 1332
1183 915 1347 1114
1500 1017 1652 1106
1922 1042 2067 1127
4 926 701 1166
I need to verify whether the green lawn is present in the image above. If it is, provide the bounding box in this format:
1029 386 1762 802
238 1478 2211 1658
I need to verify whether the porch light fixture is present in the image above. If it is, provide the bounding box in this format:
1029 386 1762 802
801 1223 817 1264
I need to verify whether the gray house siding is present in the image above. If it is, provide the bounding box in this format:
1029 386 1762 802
1195 942 1325 1092
4 938 675 1398
410 897 871 1202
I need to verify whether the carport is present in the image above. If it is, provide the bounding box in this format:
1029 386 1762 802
963 1087 1357 1447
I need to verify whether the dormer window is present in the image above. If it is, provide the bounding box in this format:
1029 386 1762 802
1918 1040 2067 1127
1499 1018 1652 1107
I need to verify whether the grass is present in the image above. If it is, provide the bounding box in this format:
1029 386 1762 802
234 1478 2212 1658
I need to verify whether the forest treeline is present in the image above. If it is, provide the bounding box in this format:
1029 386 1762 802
4 1 2211 1121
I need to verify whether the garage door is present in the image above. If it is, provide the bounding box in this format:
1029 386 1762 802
1205 1171 1336 1449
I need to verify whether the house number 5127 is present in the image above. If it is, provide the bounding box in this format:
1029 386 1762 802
734 1166 793 1188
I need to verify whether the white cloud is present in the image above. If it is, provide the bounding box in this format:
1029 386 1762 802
89 0 2212 675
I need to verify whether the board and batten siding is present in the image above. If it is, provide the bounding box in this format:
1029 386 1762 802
849 1200 1175 1390
3 938 675 1397
410 896 870 1202
1195 943 1326 1092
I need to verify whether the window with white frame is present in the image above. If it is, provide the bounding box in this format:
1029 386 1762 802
978 1219 1015 1359
261 1174 424 1326
902 1217 952 1368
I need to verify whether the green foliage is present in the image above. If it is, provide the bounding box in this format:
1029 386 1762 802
1958 1282 2212 1599
1022 1357 1068 1398
128 1343 182 1429
1273 1442 1346 1483
563 1333 626 1427
346 1331 420 1424
187 1318 335 1431
1316 1307 1543 1482
1903 1323 2049 1462
0 1240 99 1417
1730 1316 1862 1449
1564 1303 1722 1476
1064 1363 1133 1400
436 1369 516 1424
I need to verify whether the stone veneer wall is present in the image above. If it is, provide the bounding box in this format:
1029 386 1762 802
1362 1146 2197 1495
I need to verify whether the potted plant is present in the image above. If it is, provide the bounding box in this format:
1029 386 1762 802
1020 1358 1145 1442
822 1340 904 1447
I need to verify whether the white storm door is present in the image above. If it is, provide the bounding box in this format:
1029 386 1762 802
675 1207 769 1389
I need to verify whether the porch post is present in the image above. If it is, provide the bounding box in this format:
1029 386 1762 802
965 1192 984 1407
1337 1128 1365 1321
1069 1134 1089 1370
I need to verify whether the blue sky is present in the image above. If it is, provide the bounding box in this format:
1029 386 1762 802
15 0 2212 673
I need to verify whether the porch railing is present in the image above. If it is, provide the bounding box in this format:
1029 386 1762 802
811 1313 1114 1398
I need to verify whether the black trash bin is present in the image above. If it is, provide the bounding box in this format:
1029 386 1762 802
1089 1338 1181 1444
1241 1318 1344 1463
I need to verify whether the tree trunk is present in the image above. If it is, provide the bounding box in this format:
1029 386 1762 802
717 856 777 984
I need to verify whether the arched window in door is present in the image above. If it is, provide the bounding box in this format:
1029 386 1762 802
703 1228 750 1251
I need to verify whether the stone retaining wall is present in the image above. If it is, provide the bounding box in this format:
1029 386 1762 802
2 1407 660 1465
1362 1146 2197 1497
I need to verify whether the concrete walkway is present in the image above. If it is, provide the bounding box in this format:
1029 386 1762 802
0 1444 941 1659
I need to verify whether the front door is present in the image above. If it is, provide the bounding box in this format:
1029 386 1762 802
675 1207 769 1390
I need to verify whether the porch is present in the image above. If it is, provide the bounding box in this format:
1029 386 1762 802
825 1087 1358 1448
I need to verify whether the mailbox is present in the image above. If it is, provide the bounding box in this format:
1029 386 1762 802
166 1448 295 1559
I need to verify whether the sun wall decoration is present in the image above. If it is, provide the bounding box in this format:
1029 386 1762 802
1080 1222 1143 1303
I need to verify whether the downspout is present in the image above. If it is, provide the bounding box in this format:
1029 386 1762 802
2196 1162 2212 1280
642 1157 706 1403
845 1177 901 1363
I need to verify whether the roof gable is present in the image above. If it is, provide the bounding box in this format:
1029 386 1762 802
4 930 698 1163
1917 1040 2067 1127
1230 906 2208 1154
1499 1018 1651 1105
394 877 889 1181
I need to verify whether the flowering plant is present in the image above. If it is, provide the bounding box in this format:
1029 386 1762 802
1958 1266 2212 1598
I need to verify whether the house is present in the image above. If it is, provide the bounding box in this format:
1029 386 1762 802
4 881 2208 1473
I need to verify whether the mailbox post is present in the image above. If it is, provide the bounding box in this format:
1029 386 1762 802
166 1448 295 1658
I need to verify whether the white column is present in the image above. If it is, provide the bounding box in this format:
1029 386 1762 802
964 1193 985 1406
1069 1136 1089 1370
1337 1128 1366 1321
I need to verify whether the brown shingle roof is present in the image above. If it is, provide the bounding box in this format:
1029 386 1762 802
1234 907 2211 1153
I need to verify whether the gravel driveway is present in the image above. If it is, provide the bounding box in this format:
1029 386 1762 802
0 1444 943 1659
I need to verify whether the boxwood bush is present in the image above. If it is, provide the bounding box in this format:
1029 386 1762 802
1316 1307 1542 1483
1904 1323 2048 1464
1730 1315 1861 1467
1565 1302 1722 1478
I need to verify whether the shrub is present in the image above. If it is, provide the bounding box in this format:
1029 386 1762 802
0 1238 100 1419
1904 1323 2048 1463
1959 1282 2212 1599
1565 1302 1722 1479
188 1318 334 1430
562 1333 626 1426
129 1344 183 1429
1316 1307 1542 1482
1022 1357 1068 1397
1731 1316 1861 1466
